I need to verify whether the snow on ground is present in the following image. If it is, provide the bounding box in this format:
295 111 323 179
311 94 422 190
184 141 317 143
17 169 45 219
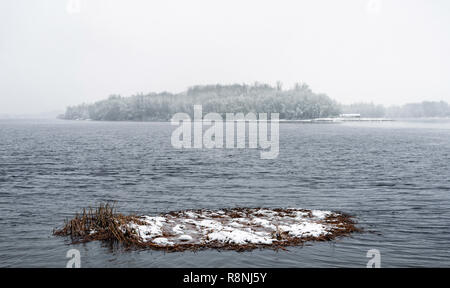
117 208 347 247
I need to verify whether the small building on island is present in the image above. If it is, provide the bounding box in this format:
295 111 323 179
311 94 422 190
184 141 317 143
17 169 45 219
339 114 361 118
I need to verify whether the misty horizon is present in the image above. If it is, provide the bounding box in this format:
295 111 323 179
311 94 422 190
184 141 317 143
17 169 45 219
1 0 450 115
1 81 449 118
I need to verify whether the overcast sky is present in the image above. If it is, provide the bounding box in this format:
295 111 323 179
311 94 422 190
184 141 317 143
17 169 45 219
1 0 450 114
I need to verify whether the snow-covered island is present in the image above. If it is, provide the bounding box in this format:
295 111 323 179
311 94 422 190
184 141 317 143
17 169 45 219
54 205 360 251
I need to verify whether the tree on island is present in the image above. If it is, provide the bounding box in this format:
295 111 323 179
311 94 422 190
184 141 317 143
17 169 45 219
60 83 341 121
61 83 450 121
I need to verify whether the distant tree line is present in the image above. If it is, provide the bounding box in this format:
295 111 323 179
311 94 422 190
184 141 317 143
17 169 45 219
60 83 341 121
60 83 450 121
341 101 450 118
386 101 450 118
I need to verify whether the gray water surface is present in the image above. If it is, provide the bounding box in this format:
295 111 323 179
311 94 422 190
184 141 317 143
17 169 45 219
0 119 449 267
